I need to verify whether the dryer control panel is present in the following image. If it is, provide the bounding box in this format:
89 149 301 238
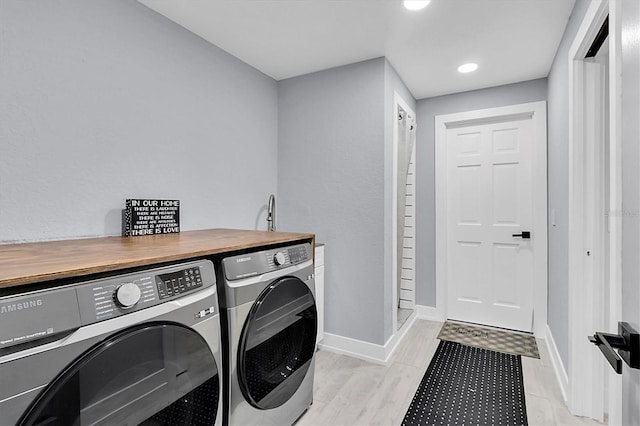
223 243 312 281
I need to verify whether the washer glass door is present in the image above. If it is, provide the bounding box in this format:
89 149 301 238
238 276 317 409
19 323 219 426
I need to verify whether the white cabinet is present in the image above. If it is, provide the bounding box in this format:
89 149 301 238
315 244 324 344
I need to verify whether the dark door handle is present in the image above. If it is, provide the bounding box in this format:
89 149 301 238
512 231 531 239
589 322 640 374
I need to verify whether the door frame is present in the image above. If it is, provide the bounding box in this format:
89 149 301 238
435 101 548 336
567 0 622 422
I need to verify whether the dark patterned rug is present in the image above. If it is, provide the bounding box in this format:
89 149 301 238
402 340 528 426
437 321 539 359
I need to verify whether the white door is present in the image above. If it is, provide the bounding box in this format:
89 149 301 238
445 115 535 332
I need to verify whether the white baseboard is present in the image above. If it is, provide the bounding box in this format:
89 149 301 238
545 324 569 403
318 333 387 364
416 304 445 322
385 311 417 361
318 312 417 365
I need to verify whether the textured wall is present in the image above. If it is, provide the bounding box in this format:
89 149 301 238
545 0 591 368
414 79 548 308
277 59 387 345
0 0 278 243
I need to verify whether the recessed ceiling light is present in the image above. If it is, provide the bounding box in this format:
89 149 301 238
404 1 431 11
458 63 479 73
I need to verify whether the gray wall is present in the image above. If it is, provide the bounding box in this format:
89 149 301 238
620 0 640 423
545 0 591 368
0 0 278 243
278 58 387 345
414 79 548 307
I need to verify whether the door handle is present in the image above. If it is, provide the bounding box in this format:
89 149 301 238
512 231 531 239
589 322 640 374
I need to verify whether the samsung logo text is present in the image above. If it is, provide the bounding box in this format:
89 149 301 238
0 299 43 314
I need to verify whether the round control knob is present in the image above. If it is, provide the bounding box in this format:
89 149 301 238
274 251 287 266
114 282 141 309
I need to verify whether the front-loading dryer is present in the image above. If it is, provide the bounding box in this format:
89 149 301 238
217 242 317 425
0 259 223 426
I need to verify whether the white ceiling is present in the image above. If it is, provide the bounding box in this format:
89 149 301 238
138 0 576 100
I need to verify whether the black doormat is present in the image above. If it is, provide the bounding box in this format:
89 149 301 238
402 340 528 426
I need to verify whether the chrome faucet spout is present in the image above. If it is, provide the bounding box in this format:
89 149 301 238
267 194 276 231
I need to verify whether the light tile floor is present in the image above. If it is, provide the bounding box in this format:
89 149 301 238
299 319 603 426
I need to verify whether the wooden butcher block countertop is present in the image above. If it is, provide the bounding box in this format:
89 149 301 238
0 229 315 290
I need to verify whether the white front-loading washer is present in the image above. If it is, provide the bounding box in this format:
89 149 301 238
217 242 317 425
0 259 223 426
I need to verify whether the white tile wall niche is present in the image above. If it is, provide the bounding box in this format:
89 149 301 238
400 145 416 309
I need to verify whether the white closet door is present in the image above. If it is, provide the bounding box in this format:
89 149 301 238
446 117 534 332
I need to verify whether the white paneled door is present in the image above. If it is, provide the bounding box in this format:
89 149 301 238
445 115 536 332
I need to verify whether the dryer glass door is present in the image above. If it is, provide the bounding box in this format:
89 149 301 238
19 323 219 426
238 276 317 409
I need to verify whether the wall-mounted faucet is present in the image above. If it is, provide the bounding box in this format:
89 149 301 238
267 194 276 231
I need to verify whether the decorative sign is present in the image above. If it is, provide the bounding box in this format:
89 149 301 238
123 199 180 237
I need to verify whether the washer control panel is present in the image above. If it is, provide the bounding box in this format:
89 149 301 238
76 260 215 324
223 242 312 280
0 260 216 350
